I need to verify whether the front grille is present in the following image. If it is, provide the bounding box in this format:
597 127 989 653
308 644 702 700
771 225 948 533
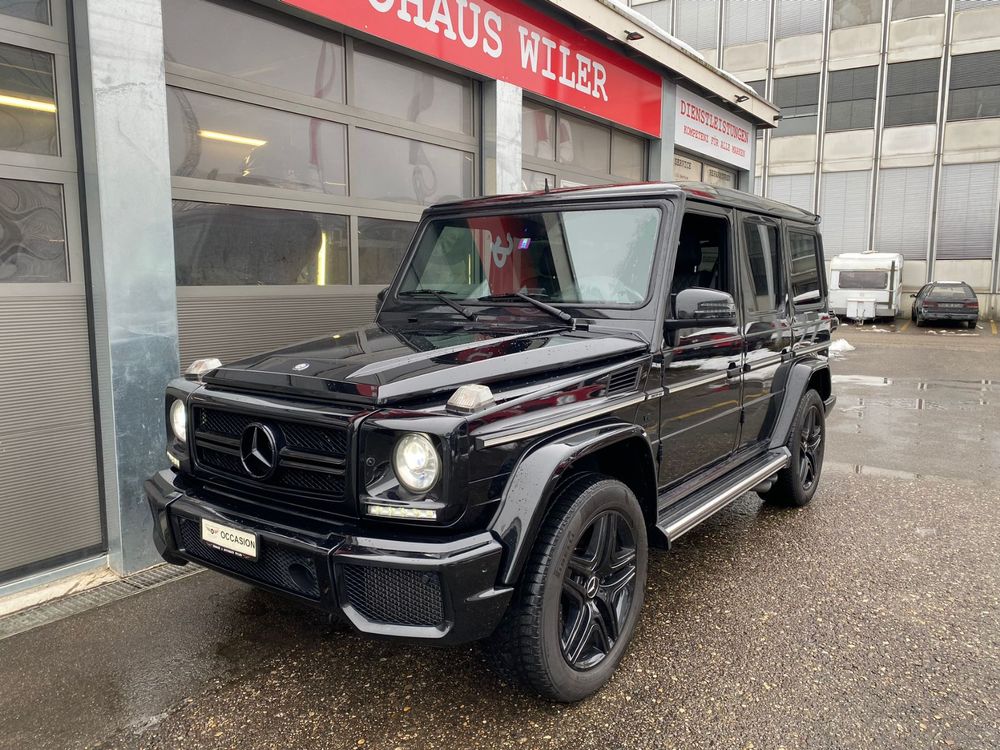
175 516 321 599
192 407 349 510
341 565 445 628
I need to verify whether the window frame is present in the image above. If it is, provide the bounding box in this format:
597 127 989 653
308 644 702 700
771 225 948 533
163 9 480 291
784 225 826 312
884 58 941 128
520 96 648 189
946 51 1000 123
738 214 786 317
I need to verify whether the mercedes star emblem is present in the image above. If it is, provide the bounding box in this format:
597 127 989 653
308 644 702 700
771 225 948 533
239 423 279 479
293 362 310 371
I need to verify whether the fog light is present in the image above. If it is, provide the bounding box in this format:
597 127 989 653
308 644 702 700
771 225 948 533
366 504 437 521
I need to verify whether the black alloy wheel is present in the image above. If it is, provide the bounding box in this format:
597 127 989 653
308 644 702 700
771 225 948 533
484 474 648 702
759 389 826 507
560 510 638 670
797 401 823 493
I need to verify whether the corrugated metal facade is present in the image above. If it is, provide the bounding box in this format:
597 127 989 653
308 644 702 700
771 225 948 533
821 171 871 256
875 167 934 260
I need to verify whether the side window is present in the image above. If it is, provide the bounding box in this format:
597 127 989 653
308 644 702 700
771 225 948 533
670 212 734 298
787 230 824 307
740 219 783 313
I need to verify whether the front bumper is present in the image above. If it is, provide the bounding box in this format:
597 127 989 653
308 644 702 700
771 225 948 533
145 470 512 645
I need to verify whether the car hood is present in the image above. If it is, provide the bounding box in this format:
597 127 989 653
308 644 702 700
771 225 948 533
203 323 648 406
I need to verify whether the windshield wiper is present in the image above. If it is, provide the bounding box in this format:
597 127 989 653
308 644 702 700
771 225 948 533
477 292 575 327
398 289 476 320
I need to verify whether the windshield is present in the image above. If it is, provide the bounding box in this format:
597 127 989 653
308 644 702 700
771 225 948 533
397 207 661 306
838 270 888 289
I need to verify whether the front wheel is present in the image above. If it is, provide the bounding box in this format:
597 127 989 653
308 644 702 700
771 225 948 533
759 389 826 507
484 475 648 702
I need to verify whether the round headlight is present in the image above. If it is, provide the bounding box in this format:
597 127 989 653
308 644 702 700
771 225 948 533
169 399 187 443
392 433 440 494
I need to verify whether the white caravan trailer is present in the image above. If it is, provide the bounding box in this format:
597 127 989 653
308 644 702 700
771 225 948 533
829 252 905 320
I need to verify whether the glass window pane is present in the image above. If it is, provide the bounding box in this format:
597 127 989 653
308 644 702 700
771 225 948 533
162 0 345 103
788 231 822 304
521 169 554 192
522 100 556 161
0 178 66 283
673 154 703 181
167 88 347 194
741 221 782 313
704 165 736 188
948 86 1000 121
776 0 825 38
0 0 49 23
612 131 645 180
173 201 349 286
352 41 472 135
832 0 882 28
558 114 611 174
358 217 417 285
0 42 58 155
353 129 473 206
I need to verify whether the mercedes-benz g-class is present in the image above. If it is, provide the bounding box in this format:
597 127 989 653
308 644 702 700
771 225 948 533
147 182 835 702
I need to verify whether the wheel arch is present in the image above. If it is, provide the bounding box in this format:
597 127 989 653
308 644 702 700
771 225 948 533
490 421 657 587
768 358 832 451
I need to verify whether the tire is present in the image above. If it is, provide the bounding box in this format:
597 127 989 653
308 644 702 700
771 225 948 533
910 307 916 323
484 474 648 702
967 320 977 330
759 390 826 508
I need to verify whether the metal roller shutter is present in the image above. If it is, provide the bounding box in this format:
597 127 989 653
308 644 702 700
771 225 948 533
936 163 1000 260
675 0 720 50
776 0 825 39
875 167 933 260
725 0 770 46
177 292 379 366
821 171 871 255
0 297 104 580
767 173 815 212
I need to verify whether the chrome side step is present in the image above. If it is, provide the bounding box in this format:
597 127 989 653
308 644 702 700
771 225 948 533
656 448 790 545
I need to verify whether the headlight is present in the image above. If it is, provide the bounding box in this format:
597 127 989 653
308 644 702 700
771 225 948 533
392 433 440 494
169 399 187 442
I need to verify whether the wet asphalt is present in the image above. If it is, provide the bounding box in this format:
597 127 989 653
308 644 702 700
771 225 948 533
1 322 998 750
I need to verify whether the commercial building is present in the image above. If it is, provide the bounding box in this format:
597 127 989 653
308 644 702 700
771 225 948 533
629 0 1000 313
0 0 775 591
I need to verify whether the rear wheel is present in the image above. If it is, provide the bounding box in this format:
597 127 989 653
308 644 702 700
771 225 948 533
484 474 647 702
759 390 826 508
967 319 977 329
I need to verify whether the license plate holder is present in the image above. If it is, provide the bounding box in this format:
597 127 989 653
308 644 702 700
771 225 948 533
200 518 258 560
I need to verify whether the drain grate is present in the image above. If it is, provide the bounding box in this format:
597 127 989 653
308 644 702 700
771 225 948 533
0 563 202 641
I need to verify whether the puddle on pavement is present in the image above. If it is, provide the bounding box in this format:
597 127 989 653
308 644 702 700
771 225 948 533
832 375 893 386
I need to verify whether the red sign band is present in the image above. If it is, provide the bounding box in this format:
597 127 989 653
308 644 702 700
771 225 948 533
281 0 664 136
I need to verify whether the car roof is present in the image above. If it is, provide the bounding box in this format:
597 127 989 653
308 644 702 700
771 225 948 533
430 181 821 225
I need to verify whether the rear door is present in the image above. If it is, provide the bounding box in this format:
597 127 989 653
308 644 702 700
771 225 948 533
736 214 793 451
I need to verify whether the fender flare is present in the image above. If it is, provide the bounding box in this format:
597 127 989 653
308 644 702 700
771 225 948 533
490 421 656 586
768 358 832 451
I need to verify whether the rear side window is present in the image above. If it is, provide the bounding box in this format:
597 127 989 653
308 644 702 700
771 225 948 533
838 270 887 289
788 230 824 306
741 220 783 313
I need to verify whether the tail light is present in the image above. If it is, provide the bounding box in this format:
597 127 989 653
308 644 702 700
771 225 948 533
923 300 938 307
964 301 979 309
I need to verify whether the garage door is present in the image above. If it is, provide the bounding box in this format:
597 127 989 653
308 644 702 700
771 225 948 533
0 7 104 583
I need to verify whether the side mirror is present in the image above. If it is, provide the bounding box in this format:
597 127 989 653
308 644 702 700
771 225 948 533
377 287 388 303
909 293 917 298
664 288 738 331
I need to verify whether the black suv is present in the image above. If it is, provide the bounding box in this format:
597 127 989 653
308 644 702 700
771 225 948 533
147 183 835 702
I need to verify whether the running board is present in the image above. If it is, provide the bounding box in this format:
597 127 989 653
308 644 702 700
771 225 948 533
656 448 791 546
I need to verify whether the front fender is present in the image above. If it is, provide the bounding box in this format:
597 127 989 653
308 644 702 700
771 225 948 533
489 421 655 586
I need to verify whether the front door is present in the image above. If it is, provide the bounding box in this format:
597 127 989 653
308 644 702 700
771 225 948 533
658 207 744 488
